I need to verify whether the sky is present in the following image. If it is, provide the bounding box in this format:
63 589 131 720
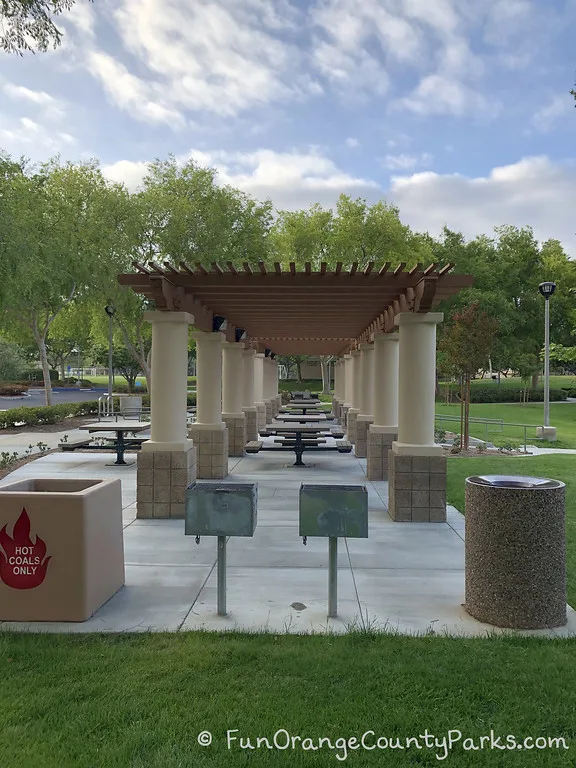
1 0 575 255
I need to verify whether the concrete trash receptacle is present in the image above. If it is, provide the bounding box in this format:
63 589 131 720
120 395 143 417
0 478 125 622
465 475 566 629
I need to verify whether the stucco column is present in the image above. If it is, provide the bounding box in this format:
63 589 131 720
222 341 246 456
347 349 362 444
242 348 258 441
193 331 224 426
188 331 228 479
393 313 443 454
142 311 194 451
332 358 343 420
137 311 196 520
388 313 446 523
367 333 399 481
263 356 275 421
254 353 267 429
272 359 282 414
356 343 374 458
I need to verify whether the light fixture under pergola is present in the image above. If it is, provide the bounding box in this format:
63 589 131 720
118 261 474 355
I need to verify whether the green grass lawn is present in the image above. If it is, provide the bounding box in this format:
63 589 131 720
463 375 576 390
1 631 575 767
85 376 196 388
436 401 576 448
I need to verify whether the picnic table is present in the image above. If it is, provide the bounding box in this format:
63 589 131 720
78 421 150 465
261 424 351 466
281 404 327 415
275 414 330 424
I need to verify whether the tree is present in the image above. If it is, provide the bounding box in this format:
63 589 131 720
0 155 131 404
0 338 27 381
319 355 335 394
516 353 541 404
92 345 142 391
439 303 499 451
1 0 91 55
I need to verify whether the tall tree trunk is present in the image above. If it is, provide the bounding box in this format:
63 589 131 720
463 375 471 451
531 372 539 389
33 328 53 406
459 375 464 453
60 360 66 383
320 356 331 395
296 361 302 382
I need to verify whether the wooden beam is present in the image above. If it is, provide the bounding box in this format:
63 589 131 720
195 262 208 275
258 261 267 275
320 262 327 275
335 262 343 275
179 262 194 275
289 262 296 275
211 262 224 274
394 262 406 275
349 262 358 275
364 262 374 276
243 262 253 275
274 262 282 274
304 262 311 275
438 263 455 276
378 262 391 275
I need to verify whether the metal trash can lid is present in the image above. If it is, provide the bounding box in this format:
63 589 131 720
467 475 564 489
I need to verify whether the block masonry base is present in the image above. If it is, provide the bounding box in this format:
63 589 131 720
243 407 258 442
256 403 267 431
136 446 197 519
367 429 396 481
222 414 246 457
355 417 373 458
388 452 447 522
347 409 359 444
187 426 229 479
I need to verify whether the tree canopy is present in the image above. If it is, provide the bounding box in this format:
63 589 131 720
0 0 90 55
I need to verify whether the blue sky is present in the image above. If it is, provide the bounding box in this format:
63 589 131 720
1 0 575 253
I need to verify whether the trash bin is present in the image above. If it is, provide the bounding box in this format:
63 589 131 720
0 478 125 622
465 475 566 629
120 395 143 418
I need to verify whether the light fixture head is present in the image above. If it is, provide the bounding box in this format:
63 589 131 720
212 315 227 332
104 305 115 317
538 281 556 299
270 352 276 360
235 328 247 343
264 348 271 357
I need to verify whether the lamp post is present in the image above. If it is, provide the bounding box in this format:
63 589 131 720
105 305 115 398
538 281 556 429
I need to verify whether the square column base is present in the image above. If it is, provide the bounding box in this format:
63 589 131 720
388 452 447 522
275 395 282 415
222 413 246 457
332 398 341 421
243 407 258 442
355 416 373 458
255 402 267 430
264 399 273 424
136 445 197 519
367 427 397 480
340 404 350 429
347 408 360 444
188 425 229 479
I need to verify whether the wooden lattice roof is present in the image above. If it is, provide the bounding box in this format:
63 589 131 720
118 261 474 355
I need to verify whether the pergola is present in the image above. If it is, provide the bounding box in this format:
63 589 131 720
119 260 472 355
119 261 473 524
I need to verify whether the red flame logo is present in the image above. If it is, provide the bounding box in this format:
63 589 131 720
0 509 51 589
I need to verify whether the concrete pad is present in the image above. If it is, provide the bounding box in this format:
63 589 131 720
182 567 362 634
1 564 211 633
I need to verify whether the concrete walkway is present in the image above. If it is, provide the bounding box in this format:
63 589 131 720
1 448 574 638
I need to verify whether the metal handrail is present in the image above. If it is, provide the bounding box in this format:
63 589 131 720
435 413 543 453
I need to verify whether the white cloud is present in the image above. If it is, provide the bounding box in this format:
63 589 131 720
96 0 313 121
88 51 185 127
346 137 359 148
102 147 380 208
2 82 66 121
382 152 433 170
395 74 497 118
530 95 573 133
389 156 576 256
0 117 76 154
102 160 149 190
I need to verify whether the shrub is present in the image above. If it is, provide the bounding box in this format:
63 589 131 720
0 401 99 430
24 368 59 382
278 379 323 393
0 383 28 396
